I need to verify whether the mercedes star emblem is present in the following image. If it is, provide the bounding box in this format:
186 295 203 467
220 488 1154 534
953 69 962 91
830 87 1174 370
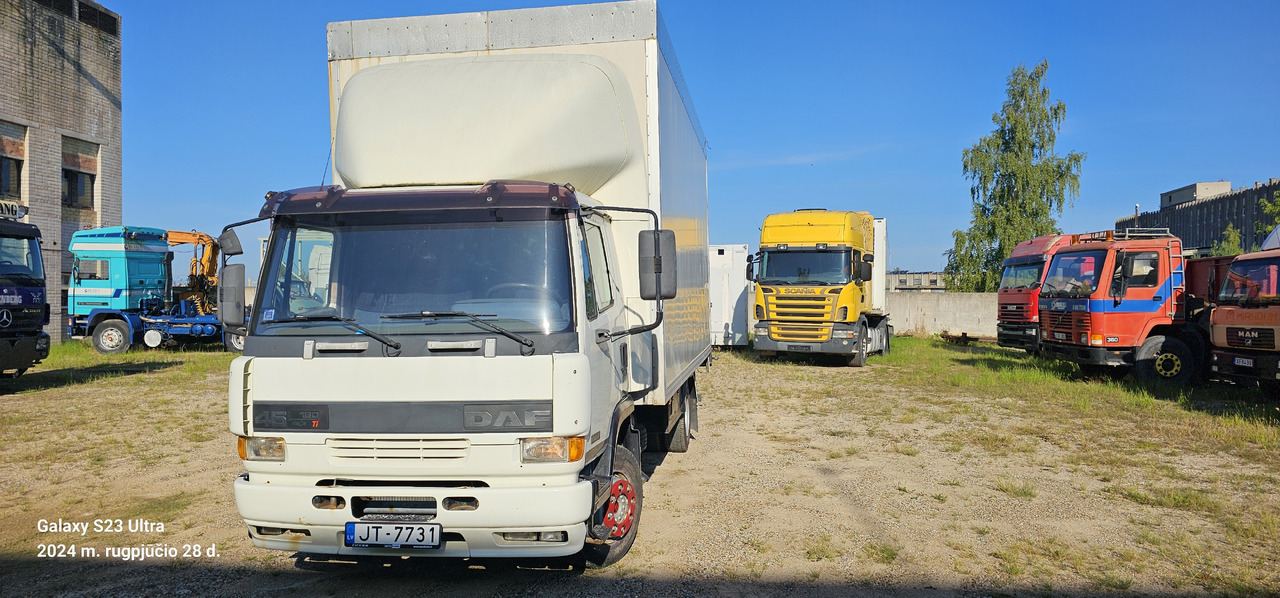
0 310 11 328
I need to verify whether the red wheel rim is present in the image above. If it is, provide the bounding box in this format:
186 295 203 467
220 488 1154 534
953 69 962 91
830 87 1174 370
602 476 635 539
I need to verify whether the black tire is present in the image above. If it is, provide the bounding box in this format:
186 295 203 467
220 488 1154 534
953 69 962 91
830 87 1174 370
847 322 868 367
881 323 892 357
665 391 692 454
224 331 245 352
1134 335 1194 386
582 447 643 569
91 320 131 354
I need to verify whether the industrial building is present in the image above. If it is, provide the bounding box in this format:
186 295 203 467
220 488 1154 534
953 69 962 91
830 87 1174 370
1116 179 1280 253
0 0 122 337
889 269 946 292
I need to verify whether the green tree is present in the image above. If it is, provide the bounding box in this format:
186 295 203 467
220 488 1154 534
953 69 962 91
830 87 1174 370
1209 222 1242 257
945 60 1086 292
1255 190 1280 240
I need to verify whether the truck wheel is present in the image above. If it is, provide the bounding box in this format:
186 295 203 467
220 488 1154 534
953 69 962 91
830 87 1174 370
847 322 868 367
1134 335 1194 386
224 332 245 352
582 447 643 569
92 320 131 354
664 389 693 453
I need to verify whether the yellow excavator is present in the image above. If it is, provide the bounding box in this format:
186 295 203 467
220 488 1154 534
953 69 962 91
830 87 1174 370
167 230 219 315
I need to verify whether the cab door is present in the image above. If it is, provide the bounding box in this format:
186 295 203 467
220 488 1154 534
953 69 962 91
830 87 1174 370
579 217 627 438
1110 250 1165 344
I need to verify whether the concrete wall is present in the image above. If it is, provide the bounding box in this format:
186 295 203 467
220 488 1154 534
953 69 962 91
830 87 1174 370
0 0 123 337
887 291 996 337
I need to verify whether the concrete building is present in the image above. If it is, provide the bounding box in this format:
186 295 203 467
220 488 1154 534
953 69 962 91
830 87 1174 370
0 0 122 337
1116 179 1280 253
888 269 946 292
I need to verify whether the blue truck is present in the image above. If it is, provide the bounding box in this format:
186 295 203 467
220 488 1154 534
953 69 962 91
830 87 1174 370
67 226 241 353
0 200 50 378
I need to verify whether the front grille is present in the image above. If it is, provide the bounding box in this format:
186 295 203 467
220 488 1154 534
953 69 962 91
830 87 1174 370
769 324 831 342
999 303 1033 323
1226 327 1276 350
1043 310 1089 344
327 438 470 461
1 307 44 332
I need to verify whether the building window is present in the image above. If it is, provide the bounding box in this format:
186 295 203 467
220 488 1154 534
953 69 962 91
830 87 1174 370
62 170 95 208
35 0 75 17
77 2 119 36
0 157 19 199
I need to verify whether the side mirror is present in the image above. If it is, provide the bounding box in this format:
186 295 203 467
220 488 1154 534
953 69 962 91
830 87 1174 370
859 261 873 283
219 263 247 329
639 230 677 300
1120 254 1134 279
746 255 756 282
218 229 244 257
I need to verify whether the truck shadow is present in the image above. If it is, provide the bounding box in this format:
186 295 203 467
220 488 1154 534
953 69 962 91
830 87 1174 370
0 360 181 394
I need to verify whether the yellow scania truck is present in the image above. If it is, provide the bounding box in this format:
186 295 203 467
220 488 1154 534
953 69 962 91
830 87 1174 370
749 209 890 366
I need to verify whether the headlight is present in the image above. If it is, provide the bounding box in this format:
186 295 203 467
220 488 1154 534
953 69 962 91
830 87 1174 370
831 329 855 339
520 436 585 463
35 336 50 350
754 326 769 338
238 436 286 462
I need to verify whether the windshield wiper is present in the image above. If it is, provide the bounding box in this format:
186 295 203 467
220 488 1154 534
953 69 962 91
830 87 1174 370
262 315 401 351
381 311 535 349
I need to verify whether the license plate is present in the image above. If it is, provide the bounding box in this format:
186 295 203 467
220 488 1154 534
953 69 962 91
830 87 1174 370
345 522 441 549
1234 357 1255 368
787 344 812 352
1052 332 1068 340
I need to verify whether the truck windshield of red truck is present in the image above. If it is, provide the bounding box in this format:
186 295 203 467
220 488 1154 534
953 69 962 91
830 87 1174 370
999 259 1044 290
255 210 574 337
1219 257 1280 306
757 249 852 285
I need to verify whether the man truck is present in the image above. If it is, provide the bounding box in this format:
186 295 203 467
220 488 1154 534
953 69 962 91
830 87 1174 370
217 1 709 568
0 200 50 378
748 209 889 366
1208 248 1280 394
996 234 1072 354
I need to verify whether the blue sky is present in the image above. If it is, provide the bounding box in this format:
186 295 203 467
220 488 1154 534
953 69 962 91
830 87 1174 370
113 0 1279 275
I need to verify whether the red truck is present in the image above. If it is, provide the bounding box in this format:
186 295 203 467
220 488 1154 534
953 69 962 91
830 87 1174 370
1036 229 1226 384
997 234 1072 353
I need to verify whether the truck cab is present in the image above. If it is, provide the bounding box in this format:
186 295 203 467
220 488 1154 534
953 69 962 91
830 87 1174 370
1208 248 1280 392
997 234 1070 353
1037 229 1207 384
0 200 50 378
750 209 890 366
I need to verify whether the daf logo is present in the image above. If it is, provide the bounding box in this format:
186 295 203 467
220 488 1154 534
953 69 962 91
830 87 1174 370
464 407 552 430
0 310 11 328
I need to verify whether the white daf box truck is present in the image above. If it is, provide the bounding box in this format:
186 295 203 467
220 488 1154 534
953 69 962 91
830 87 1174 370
218 0 709 568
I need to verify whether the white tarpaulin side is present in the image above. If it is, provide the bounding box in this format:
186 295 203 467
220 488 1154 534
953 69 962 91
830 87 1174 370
334 54 642 195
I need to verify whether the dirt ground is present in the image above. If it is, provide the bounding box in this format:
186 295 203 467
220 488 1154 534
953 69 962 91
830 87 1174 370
1 345 1276 597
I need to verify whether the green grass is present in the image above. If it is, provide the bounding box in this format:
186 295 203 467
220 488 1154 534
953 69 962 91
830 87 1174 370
995 478 1037 499
861 541 899 564
804 533 842 561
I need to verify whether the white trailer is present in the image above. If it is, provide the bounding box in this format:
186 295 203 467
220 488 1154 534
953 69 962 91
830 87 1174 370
219 0 708 568
709 244 749 346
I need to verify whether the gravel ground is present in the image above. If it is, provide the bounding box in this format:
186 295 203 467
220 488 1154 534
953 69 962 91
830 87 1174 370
1 345 1276 597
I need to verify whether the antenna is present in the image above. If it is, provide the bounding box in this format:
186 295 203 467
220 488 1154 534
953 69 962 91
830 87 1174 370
319 146 333 187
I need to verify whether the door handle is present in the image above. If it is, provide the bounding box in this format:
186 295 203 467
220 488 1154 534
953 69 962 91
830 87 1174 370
1153 296 1162 301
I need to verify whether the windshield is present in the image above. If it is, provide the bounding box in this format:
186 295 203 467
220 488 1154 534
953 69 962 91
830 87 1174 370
1219 257 1280 305
999 262 1044 290
254 210 573 337
758 250 852 285
1041 251 1104 298
0 236 44 286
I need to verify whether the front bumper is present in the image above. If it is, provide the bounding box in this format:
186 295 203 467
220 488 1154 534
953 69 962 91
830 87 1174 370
0 331 50 372
997 323 1040 351
1210 350 1280 383
234 474 593 558
753 326 859 355
1039 341 1132 367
